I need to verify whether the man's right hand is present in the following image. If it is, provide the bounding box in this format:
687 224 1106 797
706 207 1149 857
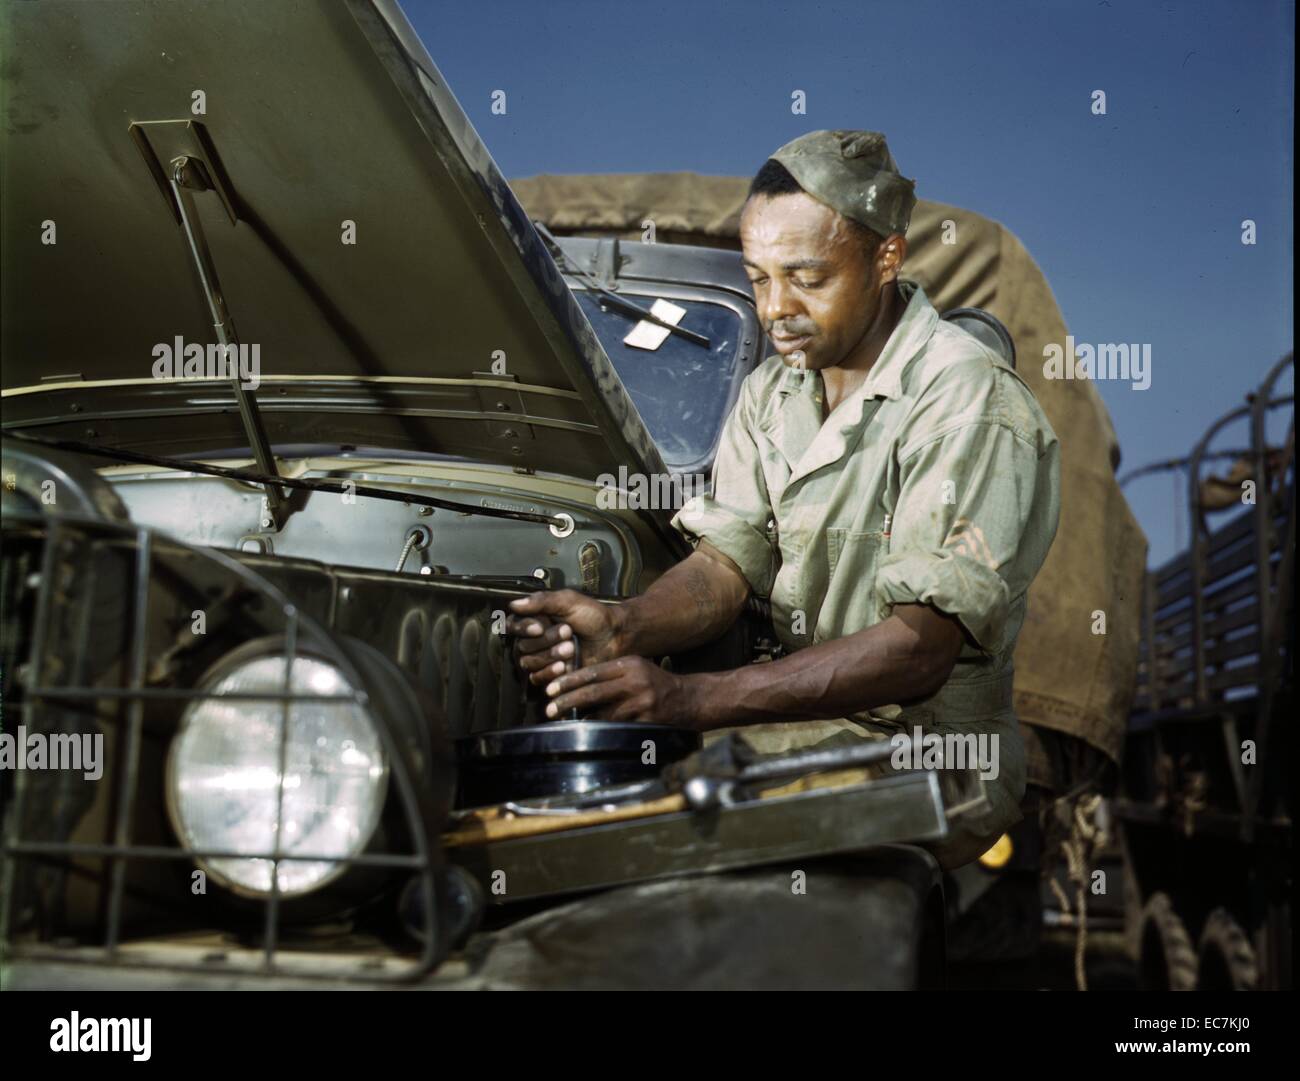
506 590 623 687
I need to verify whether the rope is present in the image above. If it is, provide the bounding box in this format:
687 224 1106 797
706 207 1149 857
1045 791 1108 991
1181 773 1207 837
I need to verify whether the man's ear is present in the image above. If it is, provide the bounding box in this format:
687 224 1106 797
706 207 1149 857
876 234 907 284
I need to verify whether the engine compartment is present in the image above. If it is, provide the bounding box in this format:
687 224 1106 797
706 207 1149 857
0 443 757 972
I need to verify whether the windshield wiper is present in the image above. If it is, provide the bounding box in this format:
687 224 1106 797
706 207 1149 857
534 222 711 348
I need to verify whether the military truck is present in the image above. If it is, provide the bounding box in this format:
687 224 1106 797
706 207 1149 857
0 0 1036 990
1117 354 1293 991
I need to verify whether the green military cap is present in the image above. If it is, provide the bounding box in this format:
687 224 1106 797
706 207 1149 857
769 130 916 237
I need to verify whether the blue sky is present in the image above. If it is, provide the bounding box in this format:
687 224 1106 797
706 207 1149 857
408 0 1294 567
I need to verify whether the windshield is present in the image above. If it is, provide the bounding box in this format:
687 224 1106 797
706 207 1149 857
574 290 741 473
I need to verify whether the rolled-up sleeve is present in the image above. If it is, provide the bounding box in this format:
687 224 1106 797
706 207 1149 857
875 413 1060 655
671 381 777 597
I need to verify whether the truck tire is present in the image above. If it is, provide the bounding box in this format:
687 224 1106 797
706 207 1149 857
1137 892 1198 990
1196 908 1259 991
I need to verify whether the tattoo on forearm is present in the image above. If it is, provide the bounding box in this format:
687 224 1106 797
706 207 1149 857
684 566 718 619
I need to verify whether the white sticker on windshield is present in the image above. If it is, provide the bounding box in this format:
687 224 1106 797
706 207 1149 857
623 299 687 352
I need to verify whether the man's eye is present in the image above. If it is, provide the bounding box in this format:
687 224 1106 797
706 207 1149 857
748 277 768 287
795 278 825 290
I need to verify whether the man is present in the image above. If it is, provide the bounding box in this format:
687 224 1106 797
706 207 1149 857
507 130 1061 867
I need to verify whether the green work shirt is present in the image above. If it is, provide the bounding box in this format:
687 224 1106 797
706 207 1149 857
671 280 1061 858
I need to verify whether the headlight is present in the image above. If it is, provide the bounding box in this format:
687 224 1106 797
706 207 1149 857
166 650 389 899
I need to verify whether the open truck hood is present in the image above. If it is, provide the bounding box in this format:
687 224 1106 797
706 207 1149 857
0 0 667 484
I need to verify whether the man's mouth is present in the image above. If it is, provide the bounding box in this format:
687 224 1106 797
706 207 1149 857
771 334 811 354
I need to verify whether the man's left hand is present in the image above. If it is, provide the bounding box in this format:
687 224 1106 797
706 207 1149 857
543 656 699 727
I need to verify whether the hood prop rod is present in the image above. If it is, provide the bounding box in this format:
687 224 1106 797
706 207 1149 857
168 154 289 530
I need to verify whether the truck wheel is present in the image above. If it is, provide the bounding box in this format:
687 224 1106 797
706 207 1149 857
1137 892 1198 990
1196 908 1258 991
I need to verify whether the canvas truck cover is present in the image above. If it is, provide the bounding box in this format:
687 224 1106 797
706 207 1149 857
512 172 1147 766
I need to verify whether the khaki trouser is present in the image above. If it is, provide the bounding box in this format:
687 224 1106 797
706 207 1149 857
703 672 1025 870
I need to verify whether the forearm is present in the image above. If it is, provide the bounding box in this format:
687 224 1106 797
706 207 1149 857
687 605 961 730
613 546 749 657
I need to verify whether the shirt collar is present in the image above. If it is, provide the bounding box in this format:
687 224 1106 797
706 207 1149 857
856 279 936 401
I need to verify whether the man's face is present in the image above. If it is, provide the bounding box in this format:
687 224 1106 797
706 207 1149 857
740 192 898 371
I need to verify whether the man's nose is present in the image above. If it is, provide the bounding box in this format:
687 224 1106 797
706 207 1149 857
762 278 801 327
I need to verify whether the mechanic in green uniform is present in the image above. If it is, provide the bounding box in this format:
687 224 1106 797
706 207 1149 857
507 130 1061 867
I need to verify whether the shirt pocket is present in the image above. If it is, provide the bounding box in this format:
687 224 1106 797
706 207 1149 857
819 527 887 640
